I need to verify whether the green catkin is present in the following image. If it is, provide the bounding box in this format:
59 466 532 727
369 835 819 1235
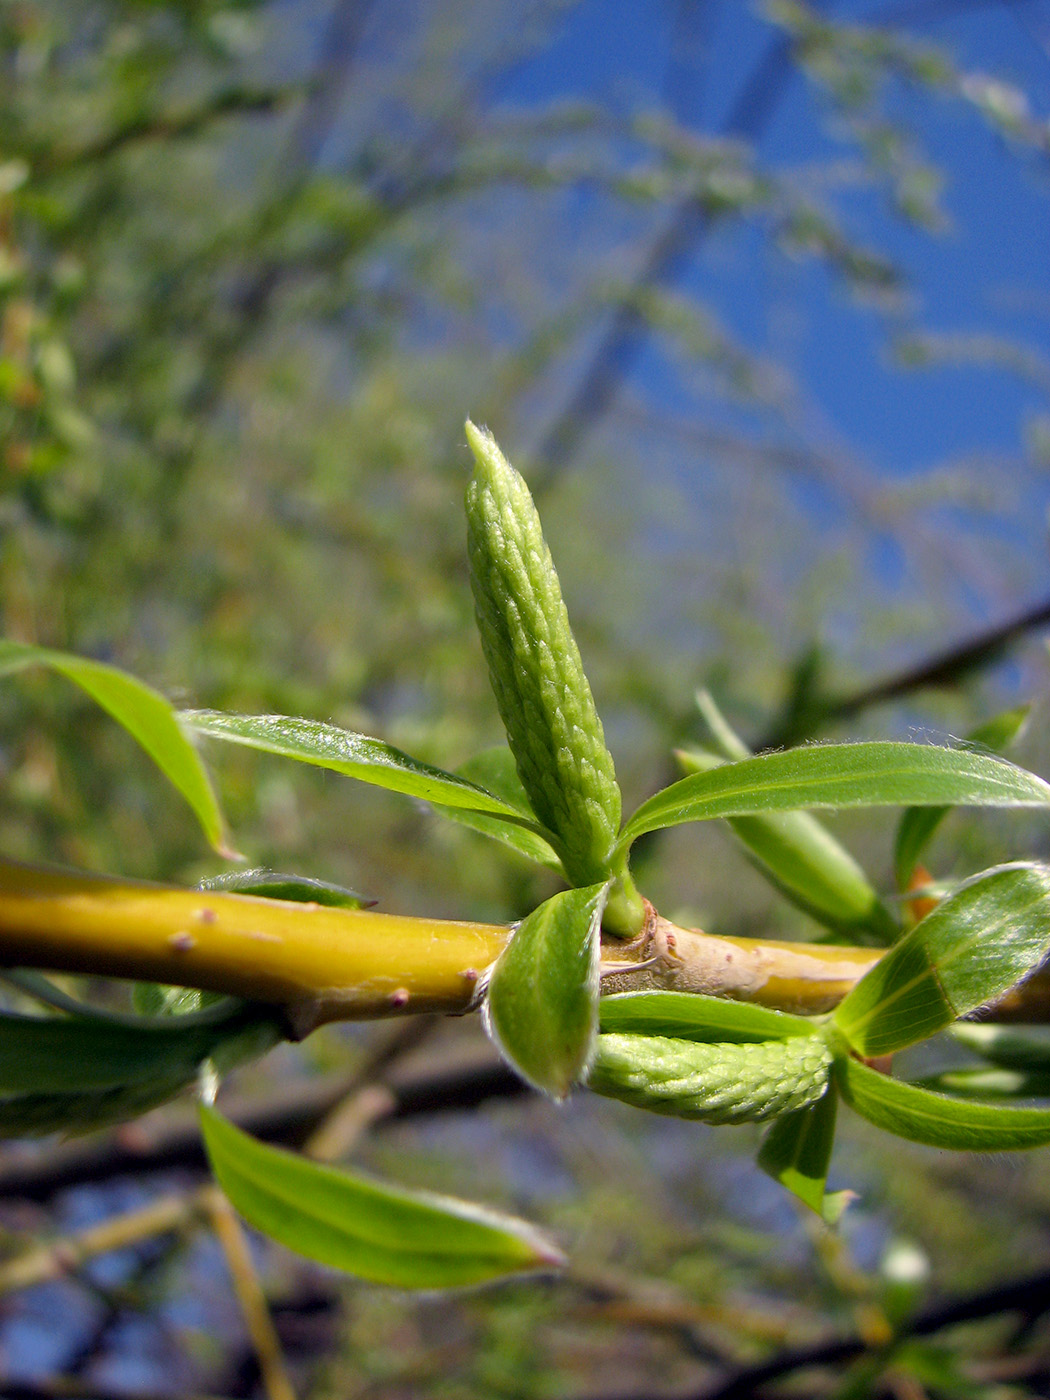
588 1033 833 1124
464 422 623 890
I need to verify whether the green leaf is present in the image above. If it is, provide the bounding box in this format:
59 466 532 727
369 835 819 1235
199 868 375 908
950 1021 1050 1073
0 1004 272 1093
0 639 231 855
598 990 815 1043
184 710 542 823
834 863 1050 1057
483 884 608 1099
200 1105 565 1288
0 1005 280 1138
676 746 896 943
620 741 1050 848
835 1056 1050 1150
894 706 1030 890
915 1068 1050 1100
757 1090 851 1223
435 749 565 873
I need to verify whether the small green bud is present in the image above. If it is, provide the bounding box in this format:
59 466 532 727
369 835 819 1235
464 421 622 891
587 1033 832 1124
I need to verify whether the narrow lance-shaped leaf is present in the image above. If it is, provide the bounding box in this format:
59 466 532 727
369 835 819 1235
183 709 545 826
757 1090 851 1224
915 1068 1050 1100
621 741 1050 848
834 863 1050 1058
464 424 635 927
950 1021 1050 1073
599 990 815 1043
894 706 1030 891
0 1006 280 1139
483 883 607 1099
200 1105 565 1288
0 639 231 855
435 748 565 874
676 746 896 943
199 868 375 908
835 1057 1050 1151
0 1003 276 1093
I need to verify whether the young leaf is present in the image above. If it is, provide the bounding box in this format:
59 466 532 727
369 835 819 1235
950 1021 1050 1073
915 1068 1050 1099
598 990 816 1043
183 710 543 824
199 868 375 908
620 742 1050 847
0 639 231 855
676 746 896 943
835 1056 1050 1150
464 423 626 898
200 1105 565 1288
434 749 565 873
483 883 607 1099
894 706 1030 890
588 1033 832 1124
757 1090 851 1223
834 863 1050 1058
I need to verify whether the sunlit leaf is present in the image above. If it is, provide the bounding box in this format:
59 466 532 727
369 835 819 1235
894 706 1030 890
200 1105 565 1288
950 1021 1050 1073
835 1056 1050 1149
598 990 815 1043
915 1067 1050 1099
483 883 607 1099
834 863 1050 1057
199 868 375 908
620 742 1050 847
676 745 896 943
757 1090 851 1222
435 748 564 873
184 709 543 823
0 640 231 854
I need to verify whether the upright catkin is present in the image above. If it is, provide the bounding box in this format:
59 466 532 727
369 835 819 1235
464 422 621 887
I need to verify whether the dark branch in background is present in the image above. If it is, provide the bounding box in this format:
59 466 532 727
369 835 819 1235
182 0 376 419
695 1265 1050 1400
526 18 809 487
32 85 305 178
759 590 1050 749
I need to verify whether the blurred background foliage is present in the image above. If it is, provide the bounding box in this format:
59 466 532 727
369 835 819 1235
4 0 1050 1396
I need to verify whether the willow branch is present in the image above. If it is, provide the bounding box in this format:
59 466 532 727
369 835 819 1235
3 856 1049 1031
0 858 885 1029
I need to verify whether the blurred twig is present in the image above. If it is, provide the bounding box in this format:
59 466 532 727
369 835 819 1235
202 1186 297 1400
761 591 1050 749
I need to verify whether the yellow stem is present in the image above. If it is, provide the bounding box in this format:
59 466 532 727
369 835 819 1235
0 859 507 1034
0 857 913 1026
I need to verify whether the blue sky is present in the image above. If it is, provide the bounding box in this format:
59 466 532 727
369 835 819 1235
496 0 1050 484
